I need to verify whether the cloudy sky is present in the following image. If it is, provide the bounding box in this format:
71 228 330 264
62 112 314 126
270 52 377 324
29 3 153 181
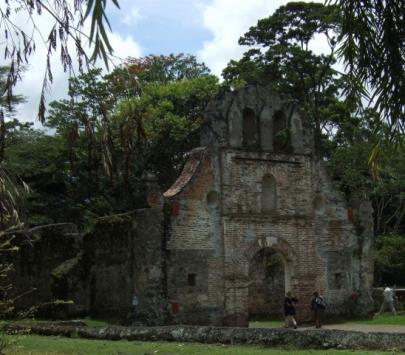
5 0 324 123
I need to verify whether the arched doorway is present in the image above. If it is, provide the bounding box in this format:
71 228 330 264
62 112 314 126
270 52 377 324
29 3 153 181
248 247 286 319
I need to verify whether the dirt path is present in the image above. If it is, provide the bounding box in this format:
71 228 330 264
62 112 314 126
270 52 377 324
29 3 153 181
299 323 405 333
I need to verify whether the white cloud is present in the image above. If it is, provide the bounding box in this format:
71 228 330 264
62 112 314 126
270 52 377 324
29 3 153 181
13 33 141 126
107 32 143 65
197 0 323 78
121 7 143 26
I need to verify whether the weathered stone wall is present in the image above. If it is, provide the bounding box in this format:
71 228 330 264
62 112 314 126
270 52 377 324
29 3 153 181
7 208 166 324
312 163 375 317
4 223 82 316
164 84 374 327
86 208 166 325
164 148 225 325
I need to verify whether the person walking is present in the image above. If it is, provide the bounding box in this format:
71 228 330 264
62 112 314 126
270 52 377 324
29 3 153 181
378 285 397 316
284 291 298 329
311 291 326 328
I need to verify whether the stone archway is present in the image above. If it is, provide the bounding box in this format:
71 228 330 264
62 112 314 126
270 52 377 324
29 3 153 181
244 236 296 322
248 247 285 318
223 234 296 326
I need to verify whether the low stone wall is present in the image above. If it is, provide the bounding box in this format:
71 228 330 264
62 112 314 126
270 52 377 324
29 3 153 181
4 323 405 351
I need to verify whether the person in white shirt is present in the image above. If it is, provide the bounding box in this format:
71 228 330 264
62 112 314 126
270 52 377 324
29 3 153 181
378 285 397 316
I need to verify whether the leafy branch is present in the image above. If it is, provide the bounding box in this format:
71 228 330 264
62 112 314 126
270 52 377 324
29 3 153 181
1 0 120 122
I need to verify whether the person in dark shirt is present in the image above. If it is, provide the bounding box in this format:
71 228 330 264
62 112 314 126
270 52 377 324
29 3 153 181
284 291 298 329
311 291 326 328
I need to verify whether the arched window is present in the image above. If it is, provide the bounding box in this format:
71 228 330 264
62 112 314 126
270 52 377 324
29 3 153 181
313 195 325 214
242 107 258 147
262 175 277 212
206 191 219 210
273 110 291 152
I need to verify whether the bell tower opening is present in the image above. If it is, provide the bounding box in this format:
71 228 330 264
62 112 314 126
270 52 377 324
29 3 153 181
273 110 292 153
242 107 259 148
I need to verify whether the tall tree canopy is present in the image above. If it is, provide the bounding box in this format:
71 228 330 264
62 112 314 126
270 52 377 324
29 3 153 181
330 0 405 144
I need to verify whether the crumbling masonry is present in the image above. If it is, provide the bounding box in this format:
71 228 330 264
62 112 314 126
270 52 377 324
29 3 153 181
163 85 374 326
8 85 374 326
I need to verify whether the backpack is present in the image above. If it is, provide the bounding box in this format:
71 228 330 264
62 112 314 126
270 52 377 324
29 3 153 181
315 296 326 309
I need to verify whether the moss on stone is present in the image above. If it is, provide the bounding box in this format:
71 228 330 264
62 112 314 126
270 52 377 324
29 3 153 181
94 213 134 226
52 254 82 280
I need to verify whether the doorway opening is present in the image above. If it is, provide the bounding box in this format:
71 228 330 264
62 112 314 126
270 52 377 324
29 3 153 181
248 247 287 322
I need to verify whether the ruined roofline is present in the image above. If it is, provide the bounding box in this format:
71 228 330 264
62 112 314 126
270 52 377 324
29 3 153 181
163 147 207 198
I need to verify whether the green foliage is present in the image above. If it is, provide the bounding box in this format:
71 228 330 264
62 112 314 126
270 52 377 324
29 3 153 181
94 213 133 226
351 314 405 325
238 2 340 48
375 234 405 286
4 128 71 226
331 0 405 144
249 319 284 328
123 53 211 84
2 54 219 227
328 127 405 236
127 75 219 185
327 141 372 195
228 3 405 288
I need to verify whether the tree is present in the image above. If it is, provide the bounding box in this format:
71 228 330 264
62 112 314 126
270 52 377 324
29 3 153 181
329 0 405 170
375 234 405 286
0 66 28 226
326 103 405 242
0 67 25 114
222 2 345 152
4 124 66 226
0 66 26 165
0 2 119 323
331 1 405 132
119 74 219 186
0 0 120 226
123 54 211 84
41 55 219 225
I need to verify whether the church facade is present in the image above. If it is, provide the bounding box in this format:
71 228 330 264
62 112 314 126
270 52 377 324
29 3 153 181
163 85 374 326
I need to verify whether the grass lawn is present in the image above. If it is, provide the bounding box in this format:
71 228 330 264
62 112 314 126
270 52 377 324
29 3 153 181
350 313 405 325
2 334 397 355
0 318 110 328
250 314 405 328
249 319 285 328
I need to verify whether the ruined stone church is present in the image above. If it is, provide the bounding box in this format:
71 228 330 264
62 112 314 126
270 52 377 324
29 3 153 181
10 85 374 326
163 84 374 326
